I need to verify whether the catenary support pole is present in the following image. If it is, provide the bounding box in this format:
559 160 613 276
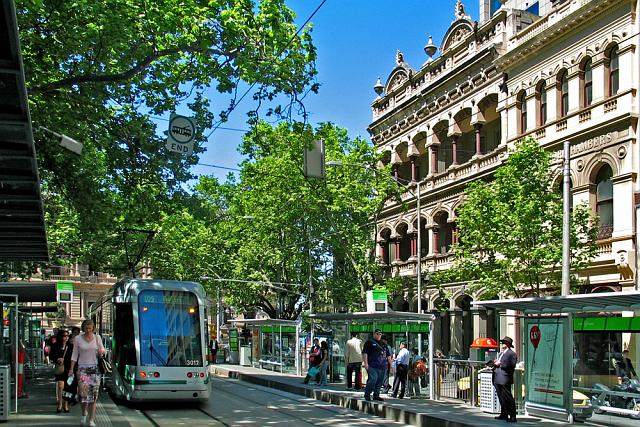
417 182 423 356
562 140 571 296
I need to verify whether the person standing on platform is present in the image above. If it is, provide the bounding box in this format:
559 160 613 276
209 337 219 364
303 338 321 384
492 336 517 423
362 329 392 402
390 341 410 399
345 332 363 390
317 340 330 386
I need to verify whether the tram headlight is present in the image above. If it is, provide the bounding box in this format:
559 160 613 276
188 307 196 314
140 372 147 378
142 306 149 312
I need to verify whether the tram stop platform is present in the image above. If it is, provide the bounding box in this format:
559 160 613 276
209 364 565 427
8 364 148 426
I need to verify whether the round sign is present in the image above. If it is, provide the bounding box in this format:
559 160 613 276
530 325 541 349
169 115 196 144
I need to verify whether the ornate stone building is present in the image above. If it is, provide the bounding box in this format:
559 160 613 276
369 0 639 357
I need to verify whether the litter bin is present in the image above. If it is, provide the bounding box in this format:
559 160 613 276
480 371 500 414
239 346 251 366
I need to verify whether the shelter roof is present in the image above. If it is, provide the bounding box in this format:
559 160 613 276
228 318 299 326
0 282 57 302
472 291 640 314
0 1 48 261
309 310 435 322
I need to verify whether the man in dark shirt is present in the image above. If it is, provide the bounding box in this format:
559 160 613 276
362 329 392 402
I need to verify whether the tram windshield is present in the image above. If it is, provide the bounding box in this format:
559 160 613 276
138 290 203 367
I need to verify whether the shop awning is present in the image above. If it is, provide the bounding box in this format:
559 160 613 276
309 310 435 321
472 291 640 314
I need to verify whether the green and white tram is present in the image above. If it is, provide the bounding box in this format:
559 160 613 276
90 278 210 402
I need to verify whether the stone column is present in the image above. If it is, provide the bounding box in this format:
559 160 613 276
451 135 459 166
474 123 483 157
430 144 439 175
410 232 417 259
378 240 387 264
432 227 440 255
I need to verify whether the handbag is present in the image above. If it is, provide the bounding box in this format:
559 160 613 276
98 357 113 374
54 346 68 375
307 366 320 377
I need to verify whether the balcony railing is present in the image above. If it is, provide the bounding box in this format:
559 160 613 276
597 223 613 240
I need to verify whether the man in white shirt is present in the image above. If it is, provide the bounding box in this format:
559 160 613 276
345 332 363 389
390 341 410 399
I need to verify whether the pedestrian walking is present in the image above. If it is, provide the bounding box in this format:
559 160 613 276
302 338 321 384
362 329 392 402
390 341 410 399
68 319 105 427
345 332 363 390
491 336 517 423
317 341 330 386
50 329 73 413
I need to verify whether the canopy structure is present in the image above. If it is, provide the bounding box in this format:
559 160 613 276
309 310 436 322
0 1 48 262
471 290 640 314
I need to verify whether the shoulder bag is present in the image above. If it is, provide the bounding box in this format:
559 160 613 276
54 346 68 375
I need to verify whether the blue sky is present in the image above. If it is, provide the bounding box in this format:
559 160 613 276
191 0 481 182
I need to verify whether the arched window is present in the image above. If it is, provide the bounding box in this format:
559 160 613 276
595 165 613 239
518 91 527 134
537 81 547 126
582 58 593 107
607 46 619 97
558 70 569 118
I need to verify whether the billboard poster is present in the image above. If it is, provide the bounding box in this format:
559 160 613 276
526 319 566 408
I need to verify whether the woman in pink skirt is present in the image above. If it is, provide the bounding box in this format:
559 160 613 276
68 319 105 427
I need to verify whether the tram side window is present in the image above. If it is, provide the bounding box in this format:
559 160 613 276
114 303 136 373
574 331 623 378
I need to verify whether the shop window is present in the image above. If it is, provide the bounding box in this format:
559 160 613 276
595 165 613 239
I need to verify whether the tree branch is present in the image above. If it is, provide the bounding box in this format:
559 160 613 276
31 44 231 94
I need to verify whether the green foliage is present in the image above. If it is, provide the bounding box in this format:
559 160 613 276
454 138 598 298
15 0 317 272
151 121 391 318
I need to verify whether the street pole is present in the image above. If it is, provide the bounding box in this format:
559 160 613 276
416 181 423 356
562 140 571 296
216 286 222 342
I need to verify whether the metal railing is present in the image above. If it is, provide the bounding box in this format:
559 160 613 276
433 358 485 405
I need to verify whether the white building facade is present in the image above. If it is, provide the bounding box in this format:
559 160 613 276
369 0 639 358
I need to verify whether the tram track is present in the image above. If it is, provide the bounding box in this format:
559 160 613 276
132 375 408 426
201 375 410 426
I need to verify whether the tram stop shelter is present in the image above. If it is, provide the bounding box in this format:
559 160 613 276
228 318 301 376
309 311 435 398
473 290 640 424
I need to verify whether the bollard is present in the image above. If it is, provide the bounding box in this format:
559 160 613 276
470 365 478 407
17 347 25 398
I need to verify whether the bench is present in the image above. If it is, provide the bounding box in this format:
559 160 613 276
258 359 283 372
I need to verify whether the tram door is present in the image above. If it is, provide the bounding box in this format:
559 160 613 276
113 303 136 376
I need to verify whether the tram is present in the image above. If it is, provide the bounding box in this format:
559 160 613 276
89 278 210 402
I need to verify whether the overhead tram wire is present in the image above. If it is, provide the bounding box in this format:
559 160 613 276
204 0 328 140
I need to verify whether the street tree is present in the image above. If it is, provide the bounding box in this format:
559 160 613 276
15 0 317 271
188 121 393 319
450 138 598 298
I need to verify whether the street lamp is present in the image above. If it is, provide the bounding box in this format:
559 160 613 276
327 161 424 351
